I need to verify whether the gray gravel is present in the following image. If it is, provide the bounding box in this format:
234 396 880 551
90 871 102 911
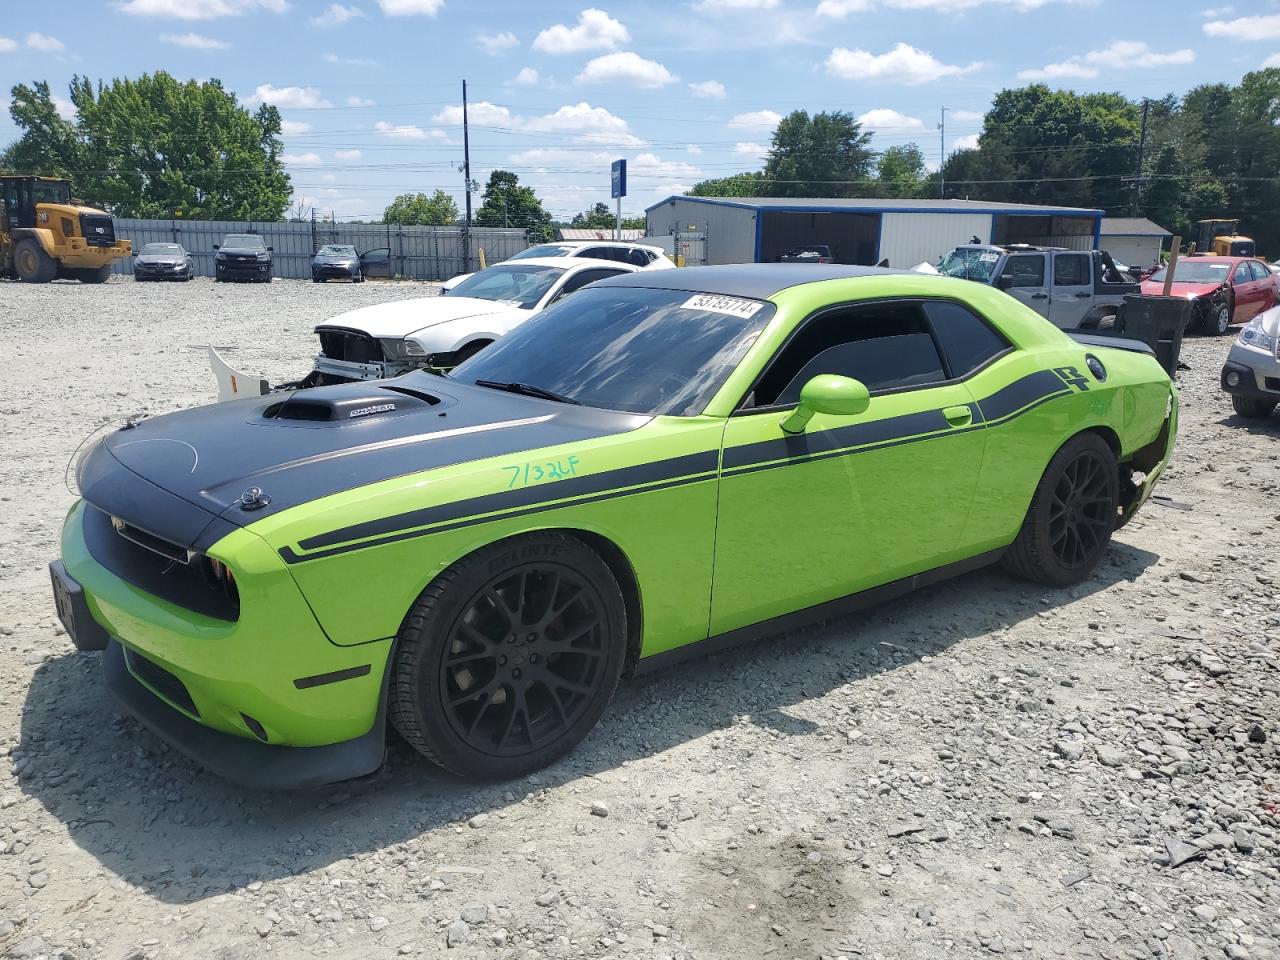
0 276 1277 960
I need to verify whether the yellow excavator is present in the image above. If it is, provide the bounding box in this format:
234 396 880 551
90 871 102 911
1 175 132 283
1195 219 1256 258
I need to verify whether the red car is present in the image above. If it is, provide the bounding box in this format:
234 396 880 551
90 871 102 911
1140 255 1278 336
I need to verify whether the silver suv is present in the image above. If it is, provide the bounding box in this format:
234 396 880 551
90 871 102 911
1221 306 1280 418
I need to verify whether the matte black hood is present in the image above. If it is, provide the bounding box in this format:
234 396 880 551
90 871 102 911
78 374 649 552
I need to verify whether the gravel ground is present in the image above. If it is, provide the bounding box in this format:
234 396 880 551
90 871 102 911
0 276 1277 960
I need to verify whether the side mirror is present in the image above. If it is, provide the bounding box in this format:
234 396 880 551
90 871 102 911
267 245 274 252
780 374 870 435
212 244 220 250
996 274 1015 291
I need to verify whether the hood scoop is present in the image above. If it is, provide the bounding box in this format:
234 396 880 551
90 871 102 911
264 382 440 424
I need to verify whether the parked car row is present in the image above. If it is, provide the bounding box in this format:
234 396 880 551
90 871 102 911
440 239 671 291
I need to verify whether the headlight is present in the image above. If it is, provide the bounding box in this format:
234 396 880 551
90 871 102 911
215 252 227 261
379 338 427 359
257 252 271 261
1237 317 1278 354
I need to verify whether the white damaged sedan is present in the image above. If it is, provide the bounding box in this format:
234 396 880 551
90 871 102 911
309 256 639 384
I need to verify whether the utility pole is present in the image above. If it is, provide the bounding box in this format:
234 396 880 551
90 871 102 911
1134 98 1149 215
938 107 948 199
462 78 472 272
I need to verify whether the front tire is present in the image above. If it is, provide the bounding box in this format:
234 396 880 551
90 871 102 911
1231 394 1277 419
1206 299 1232 336
1003 432 1119 587
389 532 626 780
14 240 56 283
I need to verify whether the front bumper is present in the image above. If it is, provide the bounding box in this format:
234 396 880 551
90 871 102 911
313 263 360 280
56 501 391 788
1221 346 1280 398
216 260 271 279
134 264 187 280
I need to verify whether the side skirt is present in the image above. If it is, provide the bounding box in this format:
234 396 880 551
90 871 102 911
634 547 1007 675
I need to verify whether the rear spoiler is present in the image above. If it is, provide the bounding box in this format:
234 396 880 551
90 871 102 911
1067 331 1155 356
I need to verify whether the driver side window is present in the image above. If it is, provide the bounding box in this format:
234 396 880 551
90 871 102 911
1233 263 1252 285
745 301 947 409
553 268 626 301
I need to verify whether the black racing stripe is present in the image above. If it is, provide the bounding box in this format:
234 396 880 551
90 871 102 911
293 664 372 689
722 407 950 470
281 471 715 564
977 370 1069 422
296 449 720 552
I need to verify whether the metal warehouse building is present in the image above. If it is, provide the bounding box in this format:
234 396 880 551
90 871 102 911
1099 217 1171 270
645 196 1104 269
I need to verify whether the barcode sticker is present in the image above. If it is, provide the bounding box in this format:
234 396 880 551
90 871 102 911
681 293 762 319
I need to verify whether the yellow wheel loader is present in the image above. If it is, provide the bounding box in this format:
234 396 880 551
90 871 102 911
1 176 132 283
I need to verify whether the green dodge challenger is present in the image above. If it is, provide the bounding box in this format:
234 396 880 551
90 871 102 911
50 266 1178 788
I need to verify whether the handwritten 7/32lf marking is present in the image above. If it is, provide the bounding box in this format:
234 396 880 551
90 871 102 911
504 455 582 489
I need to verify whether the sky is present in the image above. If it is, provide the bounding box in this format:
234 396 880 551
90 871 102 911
1 0 1278 221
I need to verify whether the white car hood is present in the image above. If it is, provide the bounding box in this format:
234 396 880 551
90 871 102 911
317 296 523 339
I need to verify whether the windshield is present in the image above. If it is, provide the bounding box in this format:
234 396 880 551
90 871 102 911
223 234 266 249
510 244 575 260
1149 261 1231 284
318 245 357 256
451 286 775 416
32 180 72 204
141 243 181 255
447 265 565 308
937 248 1001 282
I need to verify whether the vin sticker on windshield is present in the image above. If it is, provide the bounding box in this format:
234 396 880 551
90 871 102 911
682 293 762 319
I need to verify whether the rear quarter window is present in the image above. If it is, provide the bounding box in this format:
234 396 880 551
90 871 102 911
924 301 1012 378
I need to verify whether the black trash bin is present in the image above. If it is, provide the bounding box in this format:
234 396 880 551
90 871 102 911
1114 294 1189 378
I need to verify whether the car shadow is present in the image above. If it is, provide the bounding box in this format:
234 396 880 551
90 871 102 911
1217 412 1279 435
19 541 1159 905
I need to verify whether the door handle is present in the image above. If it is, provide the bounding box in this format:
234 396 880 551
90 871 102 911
1074 291 1091 298
1030 293 1048 300
943 405 973 427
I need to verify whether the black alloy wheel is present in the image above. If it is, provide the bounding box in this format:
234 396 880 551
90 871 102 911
389 532 626 779
440 564 607 758
1047 448 1114 571
1003 432 1119 586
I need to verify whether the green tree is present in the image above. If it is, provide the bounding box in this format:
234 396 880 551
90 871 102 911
383 189 459 225
475 169 552 241
761 110 875 197
688 171 764 197
5 73 291 219
570 201 616 228
876 144 926 198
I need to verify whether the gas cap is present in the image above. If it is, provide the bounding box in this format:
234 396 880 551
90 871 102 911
239 486 271 511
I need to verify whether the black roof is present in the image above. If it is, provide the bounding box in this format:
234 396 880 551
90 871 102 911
593 263 916 300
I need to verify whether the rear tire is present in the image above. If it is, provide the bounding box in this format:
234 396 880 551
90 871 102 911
14 240 56 283
1231 394 1277 419
389 532 626 780
1003 432 1119 587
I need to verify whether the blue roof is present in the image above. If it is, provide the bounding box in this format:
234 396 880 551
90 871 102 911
646 195 1103 217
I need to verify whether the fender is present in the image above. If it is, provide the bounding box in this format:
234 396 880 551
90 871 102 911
10 226 57 256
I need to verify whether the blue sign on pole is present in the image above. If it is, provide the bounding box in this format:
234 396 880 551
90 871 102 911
611 159 627 199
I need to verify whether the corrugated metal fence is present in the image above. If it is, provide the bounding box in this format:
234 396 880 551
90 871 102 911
110 220 530 280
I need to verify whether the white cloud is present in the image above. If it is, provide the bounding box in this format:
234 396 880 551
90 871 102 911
374 121 446 140
826 43 981 84
1018 41 1195 81
281 119 312 134
734 141 767 155
433 100 515 127
729 109 782 130
476 30 518 54
697 0 778 8
951 109 983 121
311 4 365 26
532 8 629 54
52 95 77 121
1204 13 1280 40
245 84 331 108
1265 52 1280 68
345 94 375 106
282 152 323 165
526 102 645 146
630 152 702 180
25 32 65 52
953 133 979 150
160 31 230 48
686 144 703 155
377 0 443 14
508 147 612 167
688 79 727 99
815 0 872 16
1202 5 1234 14
334 149 363 160
115 0 287 19
576 51 678 88
0 36 17 53
857 108 924 131
509 67 539 86
324 52 379 66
